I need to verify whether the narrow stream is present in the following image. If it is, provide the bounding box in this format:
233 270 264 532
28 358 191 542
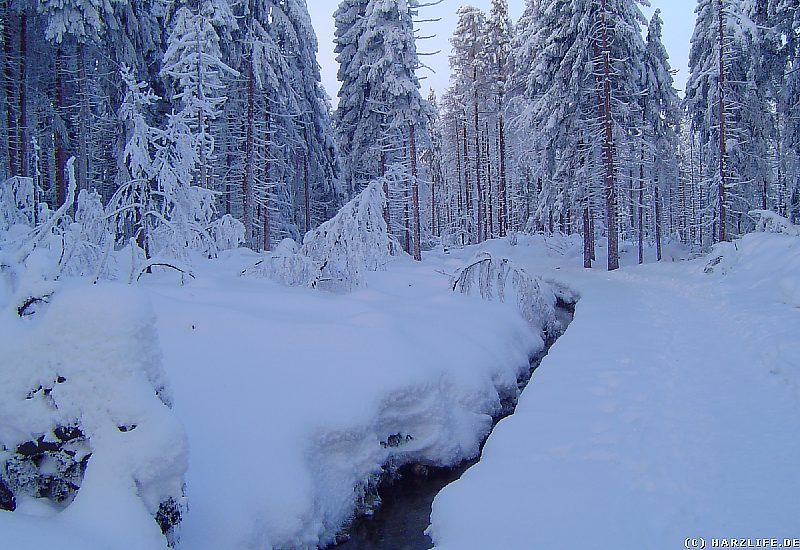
329 301 575 550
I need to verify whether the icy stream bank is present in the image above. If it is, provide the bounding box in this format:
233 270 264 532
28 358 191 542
330 301 575 550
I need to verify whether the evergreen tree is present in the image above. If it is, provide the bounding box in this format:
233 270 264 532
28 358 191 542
687 0 768 242
642 9 681 261
160 0 238 191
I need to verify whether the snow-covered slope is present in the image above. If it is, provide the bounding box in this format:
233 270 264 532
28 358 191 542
2 229 795 550
144 249 548 549
429 232 800 549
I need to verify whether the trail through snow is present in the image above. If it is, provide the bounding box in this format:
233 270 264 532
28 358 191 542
429 235 800 548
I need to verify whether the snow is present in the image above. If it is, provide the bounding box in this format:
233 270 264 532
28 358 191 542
145 248 544 548
2 204 798 549
428 231 800 549
0 284 187 550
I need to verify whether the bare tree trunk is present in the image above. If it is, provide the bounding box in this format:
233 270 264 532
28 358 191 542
196 23 208 189
18 11 27 177
583 205 592 268
454 124 464 244
54 47 66 207
600 0 619 271
263 93 271 252
655 181 663 261
638 140 645 265
431 167 437 237
463 121 471 242
498 113 507 237
76 41 89 191
381 150 390 232
4 4 18 176
485 122 493 238
474 93 483 242
410 125 421 261
304 149 311 234
717 0 727 243
243 57 255 246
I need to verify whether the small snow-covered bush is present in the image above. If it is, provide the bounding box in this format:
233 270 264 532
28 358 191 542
452 253 559 337
59 189 114 278
750 210 799 237
209 214 246 252
244 179 401 292
0 176 35 231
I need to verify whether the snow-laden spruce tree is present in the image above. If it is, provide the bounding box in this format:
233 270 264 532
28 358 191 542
487 0 514 238
686 0 769 242
272 0 341 236
449 6 490 244
160 0 238 191
334 0 432 260
767 0 800 221
641 9 681 262
513 0 647 270
333 0 374 196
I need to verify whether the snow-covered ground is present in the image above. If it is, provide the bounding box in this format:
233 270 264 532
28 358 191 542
429 232 800 549
2 229 798 549
144 248 546 549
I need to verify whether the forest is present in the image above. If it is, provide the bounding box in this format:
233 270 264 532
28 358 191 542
1 0 797 273
1 1 799 549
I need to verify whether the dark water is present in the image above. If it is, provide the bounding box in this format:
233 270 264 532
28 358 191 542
333 462 476 550
330 303 575 550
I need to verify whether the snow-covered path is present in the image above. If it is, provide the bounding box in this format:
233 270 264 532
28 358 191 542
430 236 800 548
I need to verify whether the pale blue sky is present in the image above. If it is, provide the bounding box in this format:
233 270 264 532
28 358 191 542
308 0 697 106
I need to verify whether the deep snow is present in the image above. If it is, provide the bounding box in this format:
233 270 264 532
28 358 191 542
429 232 800 549
145 248 546 549
1 230 797 549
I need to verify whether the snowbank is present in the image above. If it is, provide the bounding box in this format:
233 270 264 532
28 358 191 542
0 284 187 550
429 232 800 549
145 249 551 549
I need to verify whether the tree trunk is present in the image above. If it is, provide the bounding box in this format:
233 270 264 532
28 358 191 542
430 166 437 237
485 122 493 238
655 182 663 262
263 93 271 252
381 150 390 232
196 22 208 189
638 140 645 265
717 0 727 242
243 57 255 247
583 205 592 269
600 0 619 271
463 122 471 242
498 113 507 237
304 149 311 234
454 123 463 243
54 47 66 207
410 125 421 261
76 41 89 191
474 92 483 242
4 5 18 176
17 11 27 177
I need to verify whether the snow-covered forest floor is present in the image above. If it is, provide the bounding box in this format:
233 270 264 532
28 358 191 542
2 230 799 549
430 232 800 549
